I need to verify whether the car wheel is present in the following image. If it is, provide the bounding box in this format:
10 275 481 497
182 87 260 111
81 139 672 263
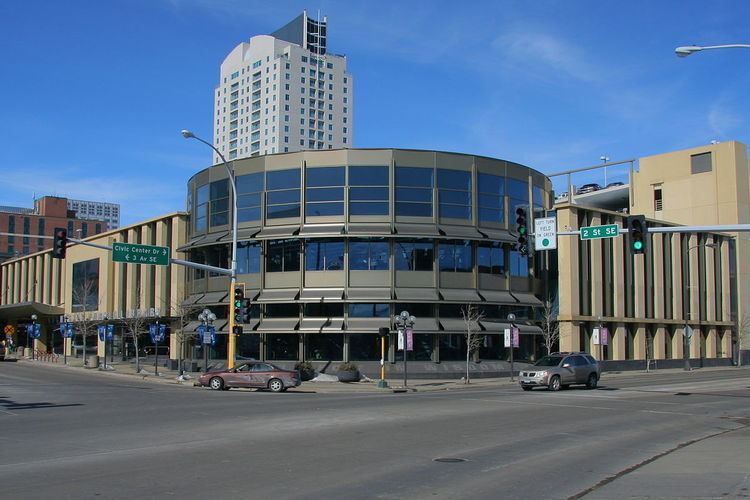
586 373 598 389
548 375 561 392
209 377 224 391
521 386 532 391
268 378 284 393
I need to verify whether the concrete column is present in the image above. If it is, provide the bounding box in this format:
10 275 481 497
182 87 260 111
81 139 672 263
705 237 716 322
653 327 666 359
558 321 580 353
97 333 105 358
34 325 47 353
51 257 61 307
613 222 625 317
34 256 43 302
672 328 684 359
633 325 646 360
154 220 170 315
20 260 28 302
721 328 732 359
64 337 72 357
126 229 139 312
14 261 22 303
652 234 665 320
612 324 626 360
634 257 646 320
721 240 732 322
671 234 683 322
0 264 8 305
26 258 35 302
169 319 179 361
42 254 52 304
688 234 700 321
690 328 702 358
589 214 603 319
705 328 718 358
140 225 155 310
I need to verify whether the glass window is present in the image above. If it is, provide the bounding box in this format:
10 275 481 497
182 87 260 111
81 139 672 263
349 333 381 361
266 169 300 219
478 173 504 224
72 259 99 312
510 249 529 277
304 303 344 317
396 167 433 217
348 303 390 317
236 172 264 222
266 239 301 272
306 167 344 217
507 178 529 216
305 334 343 361
210 179 230 227
394 303 433 318
195 184 209 231
394 240 434 271
266 334 299 360
478 242 505 275
438 240 473 272
349 166 389 215
305 239 344 271
438 169 472 220
38 218 45 246
439 334 467 361
236 241 261 274
349 239 389 270
265 303 298 317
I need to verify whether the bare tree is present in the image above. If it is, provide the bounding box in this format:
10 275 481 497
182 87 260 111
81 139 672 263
461 304 485 384
540 299 560 356
71 276 101 367
738 314 750 367
163 289 202 380
121 291 151 373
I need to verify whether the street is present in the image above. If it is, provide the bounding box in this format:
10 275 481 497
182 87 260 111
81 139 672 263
0 362 749 499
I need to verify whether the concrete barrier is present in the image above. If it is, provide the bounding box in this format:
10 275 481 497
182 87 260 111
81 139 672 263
84 355 99 369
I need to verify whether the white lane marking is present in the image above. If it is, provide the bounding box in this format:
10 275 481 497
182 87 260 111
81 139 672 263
639 409 697 416
461 397 618 411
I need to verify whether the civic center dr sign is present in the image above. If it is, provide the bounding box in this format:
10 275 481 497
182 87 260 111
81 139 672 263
112 242 170 266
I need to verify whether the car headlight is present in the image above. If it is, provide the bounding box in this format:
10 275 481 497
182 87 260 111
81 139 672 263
537 370 548 377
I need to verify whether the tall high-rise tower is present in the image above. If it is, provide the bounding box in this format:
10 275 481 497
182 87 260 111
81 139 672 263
212 11 353 164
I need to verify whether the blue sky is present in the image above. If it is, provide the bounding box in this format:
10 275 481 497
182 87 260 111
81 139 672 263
1 0 748 225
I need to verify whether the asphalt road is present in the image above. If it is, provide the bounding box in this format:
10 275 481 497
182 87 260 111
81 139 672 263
1 362 749 499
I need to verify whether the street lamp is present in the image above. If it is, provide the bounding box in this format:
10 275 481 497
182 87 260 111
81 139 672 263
182 129 239 369
507 313 517 381
393 310 416 389
198 308 217 373
30 314 37 360
675 44 750 57
600 156 610 186
682 242 717 370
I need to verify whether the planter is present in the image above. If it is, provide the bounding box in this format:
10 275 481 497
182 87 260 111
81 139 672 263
299 369 316 381
337 370 360 383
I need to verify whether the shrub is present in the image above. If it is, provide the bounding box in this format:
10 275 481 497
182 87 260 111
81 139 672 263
337 362 358 372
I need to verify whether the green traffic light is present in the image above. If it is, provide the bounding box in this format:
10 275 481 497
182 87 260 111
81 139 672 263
519 226 526 235
633 241 643 250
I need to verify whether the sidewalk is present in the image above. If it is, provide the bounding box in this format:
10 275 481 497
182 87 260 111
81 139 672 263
8 353 747 394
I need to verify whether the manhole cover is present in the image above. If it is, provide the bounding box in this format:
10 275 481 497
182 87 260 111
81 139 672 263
433 457 468 463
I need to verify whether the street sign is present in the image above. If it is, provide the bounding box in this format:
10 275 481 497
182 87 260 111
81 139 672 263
580 224 620 240
534 217 557 250
112 242 170 266
4 325 14 336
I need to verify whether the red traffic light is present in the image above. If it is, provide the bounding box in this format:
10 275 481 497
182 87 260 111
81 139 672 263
52 228 67 259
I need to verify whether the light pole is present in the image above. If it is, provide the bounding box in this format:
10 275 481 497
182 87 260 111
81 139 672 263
394 310 415 389
596 315 604 363
198 308 217 373
102 315 109 370
181 129 239 369
507 313 516 381
683 243 717 370
675 44 750 57
600 156 609 186
30 314 37 360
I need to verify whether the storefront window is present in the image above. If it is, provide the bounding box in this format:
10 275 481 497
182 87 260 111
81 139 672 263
507 178 529 216
266 334 299 360
439 334 466 361
348 303 390 317
305 334 343 360
266 239 301 272
395 167 433 217
72 259 99 312
438 240 473 272
210 179 229 227
478 242 505 275
510 249 529 277
395 333 433 361
236 172 264 222
303 303 344 317
266 169 300 219
306 166 344 216
236 241 261 274
349 333 381 361
195 184 208 231
237 334 260 360
478 173 504 224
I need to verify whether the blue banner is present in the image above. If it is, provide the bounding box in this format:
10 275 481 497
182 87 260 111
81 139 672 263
29 323 41 339
149 323 165 343
106 324 114 341
64 323 74 339
98 325 105 342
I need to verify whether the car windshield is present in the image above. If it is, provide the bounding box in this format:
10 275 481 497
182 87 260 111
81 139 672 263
534 356 563 367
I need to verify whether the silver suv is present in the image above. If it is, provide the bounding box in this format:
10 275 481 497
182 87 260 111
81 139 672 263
519 352 601 391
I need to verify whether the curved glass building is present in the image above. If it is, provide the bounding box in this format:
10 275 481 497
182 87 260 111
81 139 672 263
182 148 552 371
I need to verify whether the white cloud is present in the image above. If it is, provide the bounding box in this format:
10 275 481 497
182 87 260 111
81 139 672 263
707 99 742 138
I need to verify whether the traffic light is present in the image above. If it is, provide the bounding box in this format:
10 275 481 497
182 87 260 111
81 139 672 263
52 228 67 259
240 298 253 323
515 207 528 256
232 284 245 323
627 215 647 254
232 325 243 335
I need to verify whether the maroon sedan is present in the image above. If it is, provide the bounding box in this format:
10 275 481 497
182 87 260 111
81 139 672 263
198 362 301 392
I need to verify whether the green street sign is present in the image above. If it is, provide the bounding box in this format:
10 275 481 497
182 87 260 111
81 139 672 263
580 224 620 240
112 242 170 266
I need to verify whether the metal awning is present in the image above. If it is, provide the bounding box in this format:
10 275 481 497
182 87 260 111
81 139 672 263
299 224 345 237
243 289 261 301
299 289 344 301
255 226 300 239
177 234 206 252
258 318 299 331
478 290 516 304
394 223 439 237
439 289 481 302
412 318 440 332
179 321 203 333
511 291 544 307
257 289 299 302
202 231 229 244
477 228 515 243
480 321 510 332
197 291 228 305
0 301 64 319
394 288 440 301
216 320 229 333
221 227 261 242
242 319 260 332
346 317 391 331
346 288 391 300
439 318 480 332
299 318 344 331
438 225 483 239
181 294 205 306
347 223 392 235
